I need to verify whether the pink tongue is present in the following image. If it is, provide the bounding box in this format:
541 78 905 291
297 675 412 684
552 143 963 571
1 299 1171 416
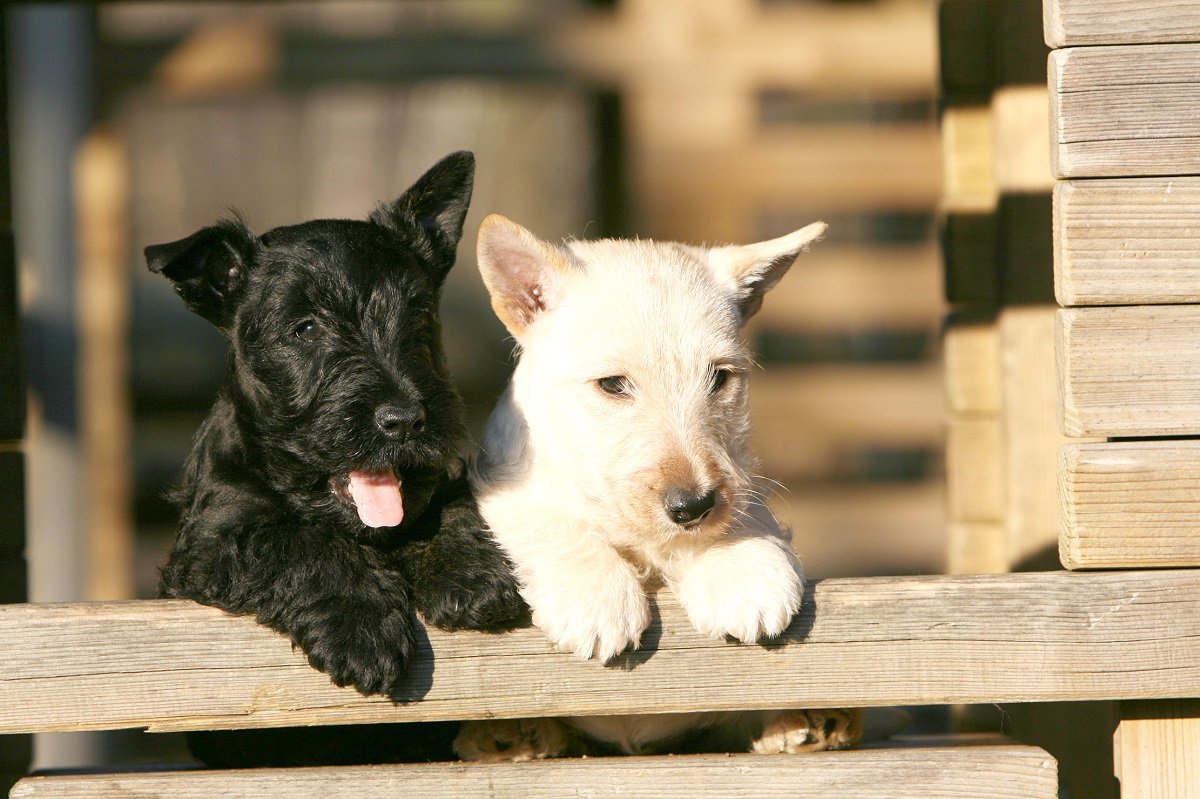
348 470 404 528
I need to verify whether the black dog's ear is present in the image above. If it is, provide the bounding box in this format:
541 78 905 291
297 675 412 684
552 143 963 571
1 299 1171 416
145 219 257 326
371 151 475 279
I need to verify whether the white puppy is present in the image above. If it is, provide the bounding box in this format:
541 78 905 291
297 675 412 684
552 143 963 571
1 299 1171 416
457 215 860 758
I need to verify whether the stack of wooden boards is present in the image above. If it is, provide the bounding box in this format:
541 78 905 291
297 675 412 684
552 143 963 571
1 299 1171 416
9 0 1200 796
1049 0 1200 794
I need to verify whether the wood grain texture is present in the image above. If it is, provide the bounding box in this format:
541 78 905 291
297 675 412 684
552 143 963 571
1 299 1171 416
1060 441 1200 569
1045 0 1200 48
4 573 1200 735
1057 306 1200 437
9 746 1058 799
1115 700 1200 799
1055 178 1200 306
1050 44 1200 178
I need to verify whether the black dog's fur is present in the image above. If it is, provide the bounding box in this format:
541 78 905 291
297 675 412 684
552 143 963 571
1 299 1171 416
148 152 526 703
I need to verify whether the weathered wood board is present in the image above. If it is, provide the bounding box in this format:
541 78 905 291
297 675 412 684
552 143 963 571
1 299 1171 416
1050 44 1200 178
1045 0 1200 48
9 746 1058 799
1057 306 1200 437
1055 178 1200 306
3 573 1200 735
1060 441 1200 570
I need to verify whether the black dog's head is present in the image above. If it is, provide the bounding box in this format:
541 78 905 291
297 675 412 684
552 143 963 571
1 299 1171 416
146 151 475 530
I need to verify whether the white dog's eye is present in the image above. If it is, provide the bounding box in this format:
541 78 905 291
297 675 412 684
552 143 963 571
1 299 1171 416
597 375 631 396
710 368 734 394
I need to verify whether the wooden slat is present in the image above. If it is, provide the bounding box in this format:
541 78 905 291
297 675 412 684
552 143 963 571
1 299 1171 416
75 129 134 602
557 0 937 96
941 105 996 213
1060 441 1200 570
946 417 1004 523
1045 0 1200 48
752 244 942 333
1057 306 1200 437
1115 700 1200 799
751 364 943 480
1054 177 1200 306
992 85 1054 194
1051 44 1200 179
947 522 1008 575
4 572 1200 734
1002 308 1095 568
944 318 1001 415
9 746 1058 799
773 482 946 578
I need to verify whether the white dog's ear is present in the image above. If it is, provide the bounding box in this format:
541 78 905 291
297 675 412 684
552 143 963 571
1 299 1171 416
476 214 573 337
706 221 827 323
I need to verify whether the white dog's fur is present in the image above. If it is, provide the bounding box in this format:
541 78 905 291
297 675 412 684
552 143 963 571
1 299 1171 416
457 215 860 758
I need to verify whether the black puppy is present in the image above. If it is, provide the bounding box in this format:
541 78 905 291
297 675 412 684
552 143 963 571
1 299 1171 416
148 151 525 700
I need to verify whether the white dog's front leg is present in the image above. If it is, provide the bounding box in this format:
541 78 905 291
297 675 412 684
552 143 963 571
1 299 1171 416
670 532 804 643
513 531 651 663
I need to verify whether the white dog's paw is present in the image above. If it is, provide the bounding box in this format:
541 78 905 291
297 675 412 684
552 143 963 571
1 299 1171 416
673 536 804 643
752 708 864 754
453 718 575 762
524 562 651 663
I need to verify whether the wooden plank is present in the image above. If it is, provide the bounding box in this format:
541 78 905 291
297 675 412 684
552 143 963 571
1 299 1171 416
75 129 134 601
1060 441 1200 570
752 244 942 333
9 746 1058 799
1051 44 1200 178
1054 177 1200 307
750 364 943 480
773 482 946 578
1045 0 1200 48
4 572 1200 734
992 85 1054 194
947 522 1008 574
941 105 996 213
1057 306 1200 437
1115 700 1200 799
946 417 1004 524
1001 308 1097 568
944 318 1001 415
558 0 937 97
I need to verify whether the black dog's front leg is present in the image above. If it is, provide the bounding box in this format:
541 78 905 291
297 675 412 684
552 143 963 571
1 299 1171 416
400 476 528 633
162 518 419 698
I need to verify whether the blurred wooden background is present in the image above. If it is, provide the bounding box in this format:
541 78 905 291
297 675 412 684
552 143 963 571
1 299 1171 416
63 0 945 604
60 0 946 603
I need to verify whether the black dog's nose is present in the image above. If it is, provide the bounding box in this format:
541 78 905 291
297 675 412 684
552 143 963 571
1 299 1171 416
375 403 426 440
664 487 717 526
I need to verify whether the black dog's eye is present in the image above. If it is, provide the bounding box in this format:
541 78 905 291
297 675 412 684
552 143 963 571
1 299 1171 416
294 319 324 342
710 368 734 394
597 375 631 397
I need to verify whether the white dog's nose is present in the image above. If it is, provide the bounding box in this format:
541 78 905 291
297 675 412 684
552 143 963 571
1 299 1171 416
664 487 717 527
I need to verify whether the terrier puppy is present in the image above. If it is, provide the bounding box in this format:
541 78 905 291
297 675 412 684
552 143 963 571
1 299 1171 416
455 215 861 759
149 152 526 701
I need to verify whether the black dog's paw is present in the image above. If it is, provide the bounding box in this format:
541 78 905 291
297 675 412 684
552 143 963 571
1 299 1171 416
296 606 419 698
406 537 528 633
414 564 528 633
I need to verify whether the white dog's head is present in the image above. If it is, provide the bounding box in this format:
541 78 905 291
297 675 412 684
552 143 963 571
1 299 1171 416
475 214 825 549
